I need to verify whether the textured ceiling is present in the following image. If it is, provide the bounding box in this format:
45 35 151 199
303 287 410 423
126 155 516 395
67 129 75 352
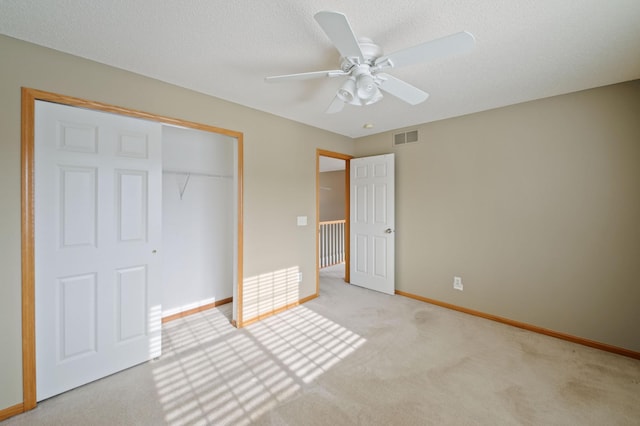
1 0 639 138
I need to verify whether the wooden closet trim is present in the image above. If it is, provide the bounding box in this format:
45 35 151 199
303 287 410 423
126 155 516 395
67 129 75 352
20 87 244 412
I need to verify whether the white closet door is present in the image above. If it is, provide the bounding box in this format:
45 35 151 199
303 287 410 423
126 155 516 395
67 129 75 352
35 101 162 401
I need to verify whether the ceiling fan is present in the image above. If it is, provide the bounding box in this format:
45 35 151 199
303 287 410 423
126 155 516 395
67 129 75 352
265 11 475 113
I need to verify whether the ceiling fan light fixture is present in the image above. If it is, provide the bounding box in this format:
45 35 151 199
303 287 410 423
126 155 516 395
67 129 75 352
363 86 383 105
337 77 356 103
356 73 376 100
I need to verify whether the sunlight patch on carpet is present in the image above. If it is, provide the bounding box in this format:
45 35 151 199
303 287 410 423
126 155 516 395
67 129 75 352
152 304 365 425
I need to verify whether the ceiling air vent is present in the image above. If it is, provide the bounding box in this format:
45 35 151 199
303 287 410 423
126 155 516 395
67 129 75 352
393 129 419 146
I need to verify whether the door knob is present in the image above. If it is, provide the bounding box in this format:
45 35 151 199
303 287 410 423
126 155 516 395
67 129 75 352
385 228 393 234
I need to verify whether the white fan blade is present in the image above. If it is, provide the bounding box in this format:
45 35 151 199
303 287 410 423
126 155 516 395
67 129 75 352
375 31 475 69
325 96 345 114
376 73 429 105
265 70 347 82
314 11 363 60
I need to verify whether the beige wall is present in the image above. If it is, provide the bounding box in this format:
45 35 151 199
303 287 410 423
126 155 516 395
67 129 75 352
319 170 346 221
355 80 640 353
0 35 354 410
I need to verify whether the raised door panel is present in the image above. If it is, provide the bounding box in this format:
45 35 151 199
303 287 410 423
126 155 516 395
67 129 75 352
373 182 387 225
355 234 368 274
57 121 98 153
57 273 97 361
116 266 148 343
373 236 388 279
59 166 98 248
116 170 148 243
117 133 149 159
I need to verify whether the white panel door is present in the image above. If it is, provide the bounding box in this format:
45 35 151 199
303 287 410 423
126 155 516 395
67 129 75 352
35 101 162 401
350 154 395 295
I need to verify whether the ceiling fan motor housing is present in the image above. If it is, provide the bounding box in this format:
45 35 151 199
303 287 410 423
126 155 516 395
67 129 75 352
359 38 383 63
340 37 383 71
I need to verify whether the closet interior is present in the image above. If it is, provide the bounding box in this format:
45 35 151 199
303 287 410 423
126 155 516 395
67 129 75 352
161 125 236 320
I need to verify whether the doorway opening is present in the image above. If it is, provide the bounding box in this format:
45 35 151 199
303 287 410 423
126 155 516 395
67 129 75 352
316 149 352 294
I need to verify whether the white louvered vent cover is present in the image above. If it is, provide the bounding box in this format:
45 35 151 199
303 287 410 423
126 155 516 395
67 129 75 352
393 129 419 146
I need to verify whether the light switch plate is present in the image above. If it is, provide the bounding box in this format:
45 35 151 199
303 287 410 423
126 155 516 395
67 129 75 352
297 216 307 226
453 276 463 291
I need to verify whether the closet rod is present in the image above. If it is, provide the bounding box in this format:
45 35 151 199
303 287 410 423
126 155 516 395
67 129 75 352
163 169 232 179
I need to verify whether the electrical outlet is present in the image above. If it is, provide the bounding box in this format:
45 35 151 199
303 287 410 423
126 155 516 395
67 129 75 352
298 272 303 283
453 276 463 291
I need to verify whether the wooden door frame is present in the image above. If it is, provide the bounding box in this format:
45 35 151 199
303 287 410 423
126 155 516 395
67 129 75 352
316 149 353 294
20 87 244 410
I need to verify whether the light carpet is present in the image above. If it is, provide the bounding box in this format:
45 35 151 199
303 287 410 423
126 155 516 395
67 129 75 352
5 264 639 425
